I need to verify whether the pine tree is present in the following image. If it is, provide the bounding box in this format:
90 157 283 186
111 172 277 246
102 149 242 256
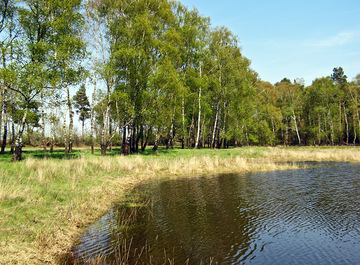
73 84 90 144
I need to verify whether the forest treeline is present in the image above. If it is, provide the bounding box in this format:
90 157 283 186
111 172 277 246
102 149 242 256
0 0 360 161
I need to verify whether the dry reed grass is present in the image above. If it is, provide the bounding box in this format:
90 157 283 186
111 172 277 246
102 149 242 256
0 178 28 202
263 147 360 162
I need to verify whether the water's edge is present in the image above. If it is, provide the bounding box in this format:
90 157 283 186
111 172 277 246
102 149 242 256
71 162 360 264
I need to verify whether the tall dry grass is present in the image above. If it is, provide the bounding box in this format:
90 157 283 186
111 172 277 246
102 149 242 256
263 147 360 162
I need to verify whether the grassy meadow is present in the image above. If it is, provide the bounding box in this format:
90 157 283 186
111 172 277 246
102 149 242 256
1 145 360 264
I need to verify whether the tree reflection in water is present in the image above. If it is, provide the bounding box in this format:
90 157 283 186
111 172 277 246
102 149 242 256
73 162 360 265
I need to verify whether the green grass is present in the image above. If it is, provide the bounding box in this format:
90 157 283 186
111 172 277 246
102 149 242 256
0 145 270 162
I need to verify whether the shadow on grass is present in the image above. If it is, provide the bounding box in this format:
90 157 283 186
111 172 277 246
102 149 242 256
0 151 13 162
0 148 86 161
0 145 214 161
138 146 175 156
102 146 179 157
28 149 82 160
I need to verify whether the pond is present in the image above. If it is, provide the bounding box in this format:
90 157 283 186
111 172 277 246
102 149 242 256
72 162 360 264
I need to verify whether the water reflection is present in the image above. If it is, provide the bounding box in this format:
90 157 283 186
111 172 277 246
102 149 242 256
73 162 360 264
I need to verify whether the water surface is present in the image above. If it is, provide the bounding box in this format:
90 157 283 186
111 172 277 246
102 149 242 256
73 162 360 264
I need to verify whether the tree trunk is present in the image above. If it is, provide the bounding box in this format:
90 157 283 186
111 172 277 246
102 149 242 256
131 123 136 153
222 109 227 149
328 110 335 146
0 89 3 143
355 107 360 145
63 101 68 153
216 113 222 149
10 102 15 154
339 99 342 144
41 92 47 152
188 113 194 147
167 119 174 150
222 105 227 149
141 127 150 152
90 87 96 154
67 82 74 153
353 113 357 145
358 108 360 145
1 88 7 154
26 124 31 146
82 119 85 145
201 113 206 148
100 143 107 156
1 113 7 154
50 87 55 153
50 39 57 153
344 105 349 145
90 44 98 154
140 125 144 151
195 63 202 149
271 117 276 146
245 124 249 146
121 126 129 156
100 102 110 155
109 114 112 152
292 109 301 145
216 104 222 149
285 118 289 146
181 96 186 149
153 129 158 151
135 124 140 153
195 93 201 149
211 100 220 148
12 109 27 162
318 114 321 145
128 126 132 153
100 132 117 156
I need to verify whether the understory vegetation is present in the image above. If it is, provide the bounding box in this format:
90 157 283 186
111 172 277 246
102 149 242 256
1 146 360 264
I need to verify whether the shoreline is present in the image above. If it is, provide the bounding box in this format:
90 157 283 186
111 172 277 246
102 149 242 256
1 146 360 264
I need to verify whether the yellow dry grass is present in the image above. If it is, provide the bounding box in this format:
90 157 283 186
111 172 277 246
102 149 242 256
264 147 360 162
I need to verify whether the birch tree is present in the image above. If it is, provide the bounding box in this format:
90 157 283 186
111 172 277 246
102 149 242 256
0 0 17 154
109 0 176 154
49 0 86 153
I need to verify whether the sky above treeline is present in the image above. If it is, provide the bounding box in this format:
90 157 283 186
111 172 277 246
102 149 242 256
179 0 360 86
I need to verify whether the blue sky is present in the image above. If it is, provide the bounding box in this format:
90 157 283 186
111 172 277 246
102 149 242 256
179 0 360 86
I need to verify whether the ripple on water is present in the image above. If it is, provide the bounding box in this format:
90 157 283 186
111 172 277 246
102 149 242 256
73 162 360 264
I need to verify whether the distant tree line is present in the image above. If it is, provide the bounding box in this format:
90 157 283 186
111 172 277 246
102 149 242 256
0 0 360 161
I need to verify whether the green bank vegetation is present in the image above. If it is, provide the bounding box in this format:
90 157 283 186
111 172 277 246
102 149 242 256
1 146 360 264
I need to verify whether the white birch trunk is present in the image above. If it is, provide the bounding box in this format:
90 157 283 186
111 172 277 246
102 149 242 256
195 63 202 149
67 82 74 153
292 109 301 145
211 101 220 148
12 108 27 161
41 92 47 152
63 99 68 153
50 87 55 153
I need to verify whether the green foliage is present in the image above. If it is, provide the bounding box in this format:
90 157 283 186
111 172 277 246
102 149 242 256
331 67 347 86
73 84 90 122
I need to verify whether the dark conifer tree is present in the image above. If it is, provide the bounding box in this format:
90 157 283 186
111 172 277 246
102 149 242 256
73 84 91 144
